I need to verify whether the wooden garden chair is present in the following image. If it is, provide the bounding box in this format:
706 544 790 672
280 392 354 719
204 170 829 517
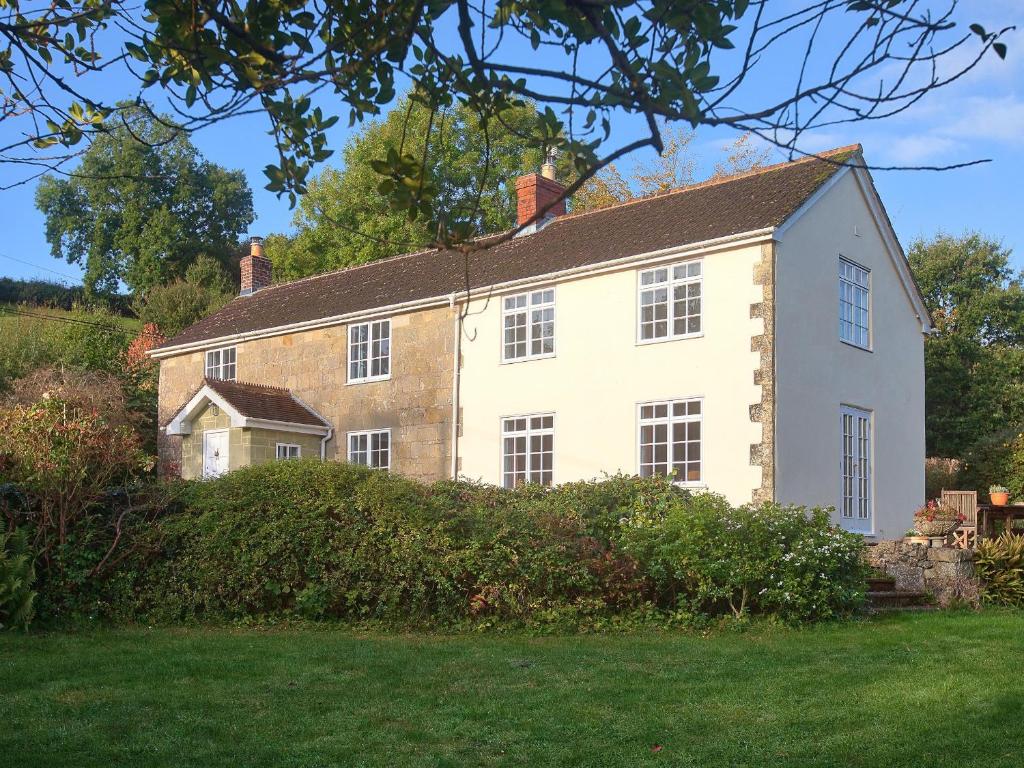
942 489 978 548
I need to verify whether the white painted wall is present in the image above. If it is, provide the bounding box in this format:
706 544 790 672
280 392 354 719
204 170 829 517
458 243 766 506
774 168 926 538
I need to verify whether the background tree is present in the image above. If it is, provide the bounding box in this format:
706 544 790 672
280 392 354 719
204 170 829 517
908 232 1024 461
713 134 772 178
267 97 544 280
572 129 771 213
134 255 235 338
1 1 1010 248
34 106 253 296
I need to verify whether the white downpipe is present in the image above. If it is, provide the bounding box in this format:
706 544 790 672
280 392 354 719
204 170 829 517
320 426 333 460
449 294 462 479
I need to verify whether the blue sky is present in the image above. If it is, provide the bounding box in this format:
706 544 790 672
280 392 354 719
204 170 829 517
1 2 1022 286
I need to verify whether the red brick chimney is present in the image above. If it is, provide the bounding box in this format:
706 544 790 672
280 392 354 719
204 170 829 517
240 236 272 296
515 154 566 229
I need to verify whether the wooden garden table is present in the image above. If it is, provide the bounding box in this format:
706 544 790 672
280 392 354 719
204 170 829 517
977 504 1024 540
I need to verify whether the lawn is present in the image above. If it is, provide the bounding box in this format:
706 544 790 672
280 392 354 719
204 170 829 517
2 612 1022 768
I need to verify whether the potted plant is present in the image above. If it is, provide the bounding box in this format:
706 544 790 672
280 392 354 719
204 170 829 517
912 500 965 537
903 529 929 546
990 485 1010 506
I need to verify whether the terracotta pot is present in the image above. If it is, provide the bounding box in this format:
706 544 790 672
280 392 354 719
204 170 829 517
904 536 930 546
991 491 1010 506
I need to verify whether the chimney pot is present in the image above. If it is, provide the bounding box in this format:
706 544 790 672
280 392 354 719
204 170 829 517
240 235 272 295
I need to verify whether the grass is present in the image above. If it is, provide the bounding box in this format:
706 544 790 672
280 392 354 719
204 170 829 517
2 611 1022 767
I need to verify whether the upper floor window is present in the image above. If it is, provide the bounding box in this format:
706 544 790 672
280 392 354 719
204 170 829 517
276 443 301 460
348 429 390 470
638 260 702 342
638 398 702 484
501 414 554 488
839 258 870 349
349 319 391 383
503 289 555 362
205 346 236 380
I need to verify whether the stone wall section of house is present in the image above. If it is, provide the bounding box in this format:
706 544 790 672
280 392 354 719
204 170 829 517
865 540 978 607
158 304 457 483
749 241 776 504
247 428 323 465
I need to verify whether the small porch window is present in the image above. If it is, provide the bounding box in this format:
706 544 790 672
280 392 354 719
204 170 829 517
276 443 301 460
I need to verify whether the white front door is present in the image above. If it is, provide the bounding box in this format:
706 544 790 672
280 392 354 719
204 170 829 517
840 405 873 533
203 429 230 478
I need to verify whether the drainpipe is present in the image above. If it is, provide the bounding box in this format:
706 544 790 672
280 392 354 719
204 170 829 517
449 293 462 479
320 426 333 460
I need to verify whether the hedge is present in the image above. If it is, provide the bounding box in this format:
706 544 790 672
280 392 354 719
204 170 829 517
18 460 868 628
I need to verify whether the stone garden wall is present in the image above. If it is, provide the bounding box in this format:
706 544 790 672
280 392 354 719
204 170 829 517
865 540 979 607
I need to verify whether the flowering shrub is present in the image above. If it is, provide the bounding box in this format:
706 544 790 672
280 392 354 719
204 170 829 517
618 496 867 622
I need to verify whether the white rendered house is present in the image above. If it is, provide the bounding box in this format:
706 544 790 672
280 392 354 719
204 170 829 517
152 144 929 539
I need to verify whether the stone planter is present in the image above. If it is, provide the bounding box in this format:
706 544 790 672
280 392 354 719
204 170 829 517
914 518 961 537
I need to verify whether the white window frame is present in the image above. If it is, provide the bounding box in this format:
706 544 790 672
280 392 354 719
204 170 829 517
637 259 703 344
204 346 236 381
275 443 301 460
347 429 391 470
348 319 391 384
637 397 703 486
840 405 873 533
839 257 871 350
501 288 556 363
500 413 555 488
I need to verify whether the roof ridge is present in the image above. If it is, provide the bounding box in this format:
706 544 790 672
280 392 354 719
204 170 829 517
248 243 444 298
248 144 861 297
548 144 863 225
206 377 290 394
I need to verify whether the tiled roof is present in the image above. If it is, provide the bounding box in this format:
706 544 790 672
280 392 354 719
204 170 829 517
205 378 328 427
160 145 861 350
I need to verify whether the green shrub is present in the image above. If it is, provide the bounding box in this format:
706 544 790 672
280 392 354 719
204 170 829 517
618 497 867 622
0 520 36 631
127 462 671 625
975 532 1024 607
31 460 869 628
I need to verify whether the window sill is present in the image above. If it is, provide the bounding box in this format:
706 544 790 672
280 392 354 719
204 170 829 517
839 339 873 353
346 374 392 386
636 332 704 347
500 353 556 365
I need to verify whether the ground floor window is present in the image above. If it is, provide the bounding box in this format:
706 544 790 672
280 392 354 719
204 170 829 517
501 414 554 488
276 443 301 460
840 405 872 532
638 398 702 484
348 429 390 470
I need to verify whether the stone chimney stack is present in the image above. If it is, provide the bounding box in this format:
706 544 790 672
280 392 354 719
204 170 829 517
240 236 272 296
514 151 566 229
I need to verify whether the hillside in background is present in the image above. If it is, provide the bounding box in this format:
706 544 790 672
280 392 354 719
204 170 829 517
0 303 141 392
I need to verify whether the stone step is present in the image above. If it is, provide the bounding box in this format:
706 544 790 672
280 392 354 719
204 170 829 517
866 590 930 608
869 604 940 614
867 576 896 591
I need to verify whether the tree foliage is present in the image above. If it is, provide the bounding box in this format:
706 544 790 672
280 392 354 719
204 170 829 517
908 232 1024 459
134 255 235 337
267 97 543 280
1 1 1011 249
34 106 253 295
